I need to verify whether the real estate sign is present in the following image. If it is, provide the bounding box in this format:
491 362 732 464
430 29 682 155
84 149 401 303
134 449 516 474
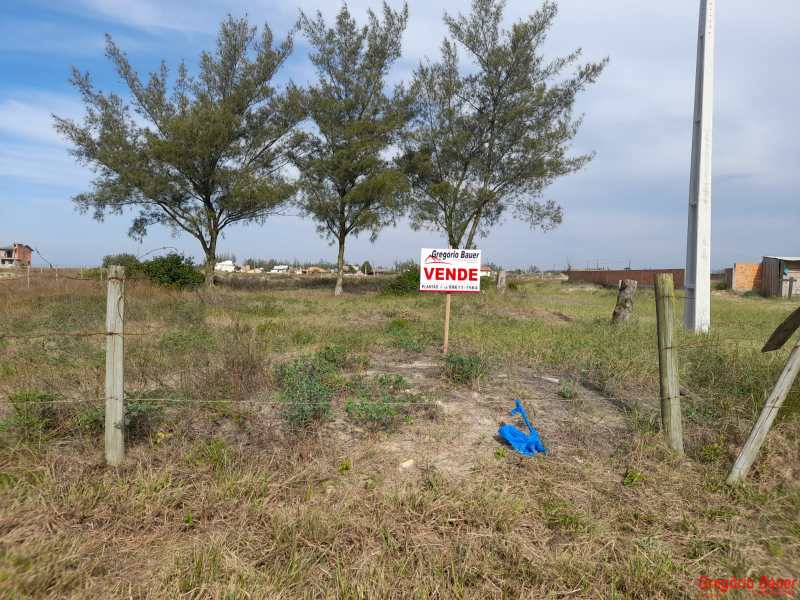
419 248 481 293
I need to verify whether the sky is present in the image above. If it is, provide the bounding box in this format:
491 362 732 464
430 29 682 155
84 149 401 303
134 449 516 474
1 0 798 271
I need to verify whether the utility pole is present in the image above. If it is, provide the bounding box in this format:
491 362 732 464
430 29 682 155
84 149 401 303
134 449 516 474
684 0 715 334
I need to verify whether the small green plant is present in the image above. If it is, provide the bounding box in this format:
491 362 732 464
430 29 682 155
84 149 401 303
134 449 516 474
699 440 726 463
507 281 518 291
183 513 195 527
187 438 231 469
558 383 578 399
344 373 421 429
8 390 55 442
713 280 727 290
385 319 425 352
291 329 316 345
623 469 646 487
442 352 488 385
279 355 335 428
494 447 507 460
316 344 349 369
338 458 351 474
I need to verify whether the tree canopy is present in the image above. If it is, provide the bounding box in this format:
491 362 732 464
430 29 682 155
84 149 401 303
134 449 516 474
292 2 411 296
54 16 305 285
398 0 608 248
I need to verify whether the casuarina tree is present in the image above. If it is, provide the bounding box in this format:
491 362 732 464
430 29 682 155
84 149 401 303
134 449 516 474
293 2 411 296
398 0 607 248
54 17 305 286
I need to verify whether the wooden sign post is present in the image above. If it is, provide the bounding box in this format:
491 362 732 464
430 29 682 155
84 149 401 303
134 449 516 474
419 247 482 354
443 290 452 355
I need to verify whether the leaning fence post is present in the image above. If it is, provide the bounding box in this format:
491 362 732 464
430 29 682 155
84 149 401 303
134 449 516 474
727 306 800 484
654 273 684 453
105 265 125 465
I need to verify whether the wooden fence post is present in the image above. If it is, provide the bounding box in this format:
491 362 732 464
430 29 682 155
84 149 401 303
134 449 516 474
612 279 638 323
654 273 684 453
105 265 125 465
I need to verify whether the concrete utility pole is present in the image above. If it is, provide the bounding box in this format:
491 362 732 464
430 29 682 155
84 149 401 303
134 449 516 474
684 0 715 334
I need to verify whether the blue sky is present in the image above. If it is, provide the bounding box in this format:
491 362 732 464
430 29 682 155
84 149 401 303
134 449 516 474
1 0 798 270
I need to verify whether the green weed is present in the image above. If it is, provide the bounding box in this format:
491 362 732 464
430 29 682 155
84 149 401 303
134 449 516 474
442 352 488 385
278 355 335 428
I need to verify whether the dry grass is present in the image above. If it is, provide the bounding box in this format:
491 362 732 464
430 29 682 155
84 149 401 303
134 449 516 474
0 271 798 598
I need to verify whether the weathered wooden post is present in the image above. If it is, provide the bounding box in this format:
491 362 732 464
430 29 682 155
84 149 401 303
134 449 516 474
612 279 638 323
496 270 507 293
727 306 800 484
654 273 684 453
105 265 125 465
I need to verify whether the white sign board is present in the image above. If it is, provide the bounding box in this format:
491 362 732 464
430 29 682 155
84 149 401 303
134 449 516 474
419 248 481 293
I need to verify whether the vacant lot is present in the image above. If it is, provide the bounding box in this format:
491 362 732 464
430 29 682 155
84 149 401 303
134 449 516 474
1 272 798 598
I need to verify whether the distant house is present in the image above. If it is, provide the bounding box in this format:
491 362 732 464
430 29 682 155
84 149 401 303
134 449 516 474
725 256 800 297
372 268 391 275
480 266 492 278
0 243 33 267
306 267 326 274
270 265 290 274
214 260 235 272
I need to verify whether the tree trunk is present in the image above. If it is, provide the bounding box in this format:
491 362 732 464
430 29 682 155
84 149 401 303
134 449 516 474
334 238 345 297
205 254 217 287
496 270 507 293
612 279 638 323
464 209 482 250
204 247 216 287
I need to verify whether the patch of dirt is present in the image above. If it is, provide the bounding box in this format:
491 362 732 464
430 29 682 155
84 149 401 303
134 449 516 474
326 350 639 478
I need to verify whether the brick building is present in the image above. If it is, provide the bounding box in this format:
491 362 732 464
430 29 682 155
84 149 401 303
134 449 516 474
0 243 33 267
725 257 800 297
568 268 685 288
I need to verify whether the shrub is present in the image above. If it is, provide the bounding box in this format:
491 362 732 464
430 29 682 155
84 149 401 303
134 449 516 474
279 355 335 428
442 352 489 385
128 253 204 288
380 267 420 296
507 281 519 291
316 344 350 369
102 253 140 268
713 280 727 290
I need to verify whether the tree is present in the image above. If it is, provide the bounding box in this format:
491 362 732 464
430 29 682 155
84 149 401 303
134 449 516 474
293 2 411 296
398 0 607 249
361 260 373 275
54 17 306 286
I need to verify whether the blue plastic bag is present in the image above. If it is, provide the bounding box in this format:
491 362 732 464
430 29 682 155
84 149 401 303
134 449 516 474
498 400 546 456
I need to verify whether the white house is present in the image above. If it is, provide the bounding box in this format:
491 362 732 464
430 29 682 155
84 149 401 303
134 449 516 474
270 265 289 274
214 260 235 273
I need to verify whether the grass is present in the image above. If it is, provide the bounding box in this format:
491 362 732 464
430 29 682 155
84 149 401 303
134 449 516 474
0 271 798 598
